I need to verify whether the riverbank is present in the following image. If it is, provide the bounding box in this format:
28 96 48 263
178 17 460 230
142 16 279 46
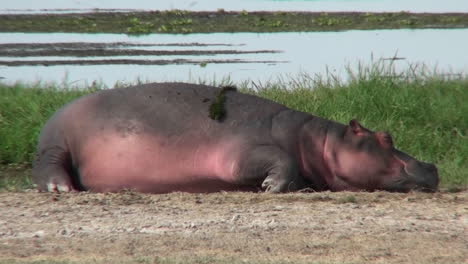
1 11 468 34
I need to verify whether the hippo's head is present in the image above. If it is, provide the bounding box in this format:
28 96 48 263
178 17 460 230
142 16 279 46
324 120 439 192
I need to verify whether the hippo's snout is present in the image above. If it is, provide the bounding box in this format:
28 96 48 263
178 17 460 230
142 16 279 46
380 150 440 193
415 162 439 192
403 161 439 192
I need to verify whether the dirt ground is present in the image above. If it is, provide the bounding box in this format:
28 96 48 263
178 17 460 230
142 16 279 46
0 190 466 264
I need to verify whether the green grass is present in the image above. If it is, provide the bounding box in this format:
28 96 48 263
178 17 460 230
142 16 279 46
0 83 99 164
0 63 467 190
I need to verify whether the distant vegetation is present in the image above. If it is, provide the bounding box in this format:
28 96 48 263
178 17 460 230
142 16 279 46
1 11 468 34
0 62 467 190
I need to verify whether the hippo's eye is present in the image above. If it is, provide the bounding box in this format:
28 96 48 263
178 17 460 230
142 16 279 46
357 138 372 151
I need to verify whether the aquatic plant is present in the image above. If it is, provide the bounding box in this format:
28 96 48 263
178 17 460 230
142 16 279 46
126 17 154 35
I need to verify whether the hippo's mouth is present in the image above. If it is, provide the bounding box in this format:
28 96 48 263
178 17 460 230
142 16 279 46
385 182 437 193
383 168 438 193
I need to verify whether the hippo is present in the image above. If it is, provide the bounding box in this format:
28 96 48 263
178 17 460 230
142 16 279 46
32 82 439 193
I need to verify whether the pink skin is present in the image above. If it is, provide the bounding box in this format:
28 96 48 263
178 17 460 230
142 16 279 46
77 132 248 193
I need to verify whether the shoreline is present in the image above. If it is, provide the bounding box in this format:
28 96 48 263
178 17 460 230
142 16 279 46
1 11 468 34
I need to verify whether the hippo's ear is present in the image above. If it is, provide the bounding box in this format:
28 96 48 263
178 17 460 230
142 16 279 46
349 119 365 135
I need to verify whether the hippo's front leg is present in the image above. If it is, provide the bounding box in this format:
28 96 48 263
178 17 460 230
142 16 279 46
238 146 305 193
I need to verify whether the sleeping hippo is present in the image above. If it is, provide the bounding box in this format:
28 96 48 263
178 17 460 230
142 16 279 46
32 82 439 193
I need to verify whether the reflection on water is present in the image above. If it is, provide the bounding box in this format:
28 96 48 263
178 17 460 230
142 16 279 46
1 0 468 13
0 29 467 87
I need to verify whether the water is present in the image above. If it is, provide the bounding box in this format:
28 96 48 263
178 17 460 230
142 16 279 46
1 29 467 87
2 0 468 14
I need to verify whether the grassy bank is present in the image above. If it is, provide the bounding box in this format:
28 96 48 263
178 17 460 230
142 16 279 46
0 65 467 190
1 11 468 34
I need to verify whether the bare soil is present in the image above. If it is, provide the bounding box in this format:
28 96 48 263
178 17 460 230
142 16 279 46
0 190 466 264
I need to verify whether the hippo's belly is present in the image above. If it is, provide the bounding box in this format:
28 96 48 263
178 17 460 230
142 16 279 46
76 133 250 193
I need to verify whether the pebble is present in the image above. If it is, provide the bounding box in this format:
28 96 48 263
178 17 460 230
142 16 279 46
33 230 45 238
230 214 241 222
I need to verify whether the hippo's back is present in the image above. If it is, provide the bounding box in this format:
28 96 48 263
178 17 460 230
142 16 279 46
67 82 287 136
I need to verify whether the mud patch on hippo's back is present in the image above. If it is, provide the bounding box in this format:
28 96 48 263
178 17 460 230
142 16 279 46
209 85 237 121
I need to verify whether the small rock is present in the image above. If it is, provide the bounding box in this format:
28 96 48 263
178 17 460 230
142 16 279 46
273 206 284 211
33 230 45 238
230 214 241 222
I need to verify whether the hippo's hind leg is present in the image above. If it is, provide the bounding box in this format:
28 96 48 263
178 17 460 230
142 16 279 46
32 145 78 192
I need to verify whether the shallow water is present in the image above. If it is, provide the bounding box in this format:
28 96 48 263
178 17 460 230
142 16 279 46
1 29 467 87
2 0 468 14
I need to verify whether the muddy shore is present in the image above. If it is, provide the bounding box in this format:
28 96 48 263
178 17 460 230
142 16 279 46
0 41 284 66
1 11 468 34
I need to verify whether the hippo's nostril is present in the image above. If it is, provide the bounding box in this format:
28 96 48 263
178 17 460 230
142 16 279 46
420 163 439 191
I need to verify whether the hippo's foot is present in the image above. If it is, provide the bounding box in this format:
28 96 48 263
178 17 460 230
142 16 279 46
261 177 299 193
33 170 77 193
45 181 76 193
